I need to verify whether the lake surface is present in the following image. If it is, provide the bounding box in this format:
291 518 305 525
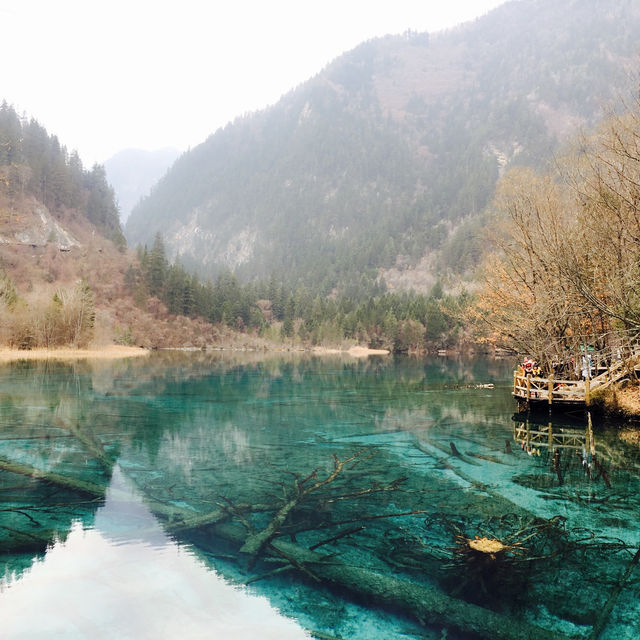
0 352 639 639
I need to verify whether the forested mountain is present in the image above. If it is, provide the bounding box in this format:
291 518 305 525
0 99 459 352
0 102 125 248
0 103 126 248
125 0 640 294
0 103 227 350
104 148 179 223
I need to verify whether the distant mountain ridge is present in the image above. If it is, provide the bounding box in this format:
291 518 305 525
104 148 179 223
125 0 640 293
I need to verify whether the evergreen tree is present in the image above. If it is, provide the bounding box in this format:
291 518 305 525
0 103 125 250
0 101 23 165
281 295 296 338
85 164 126 248
0 266 18 308
146 233 168 298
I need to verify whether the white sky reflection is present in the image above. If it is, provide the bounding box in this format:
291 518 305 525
0 466 310 640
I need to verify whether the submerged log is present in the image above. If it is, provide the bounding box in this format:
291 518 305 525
54 418 114 472
308 525 365 551
589 547 640 640
465 451 512 465
216 522 571 640
240 493 300 555
166 505 243 533
0 456 106 498
419 437 480 466
240 452 361 556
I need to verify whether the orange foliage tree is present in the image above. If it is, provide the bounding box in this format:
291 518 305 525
474 99 640 366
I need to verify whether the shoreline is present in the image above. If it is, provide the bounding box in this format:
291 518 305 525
311 346 390 357
0 343 390 363
0 345 149 363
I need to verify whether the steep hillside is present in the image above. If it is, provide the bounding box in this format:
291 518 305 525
0 104 256 350
0 103 465 353
125 0 640 293
0 102 125 249
104 148 179 223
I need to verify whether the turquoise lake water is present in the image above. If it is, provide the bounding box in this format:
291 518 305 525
0 352 639 639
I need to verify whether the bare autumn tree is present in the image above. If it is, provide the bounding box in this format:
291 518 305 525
56 280 95 348
473 167 589 367
9 281 97 349
561 102 640 334
475 101 640 365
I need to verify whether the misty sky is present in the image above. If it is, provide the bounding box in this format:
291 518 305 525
2 0 506 166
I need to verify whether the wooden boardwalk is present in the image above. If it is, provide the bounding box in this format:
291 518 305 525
512 419 596 474
514 421 589 451
513 352 640 411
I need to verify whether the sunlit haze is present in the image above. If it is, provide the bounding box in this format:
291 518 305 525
2 0 506 166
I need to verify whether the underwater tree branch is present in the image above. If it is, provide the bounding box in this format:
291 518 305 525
239 451 364 556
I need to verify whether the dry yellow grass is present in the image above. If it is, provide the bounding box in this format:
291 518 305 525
619 428 640 447
311 346 390 357
347 346 390 357
616 384 640 416
0 345 149 362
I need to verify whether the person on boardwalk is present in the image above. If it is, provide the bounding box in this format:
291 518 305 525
523 357 534 376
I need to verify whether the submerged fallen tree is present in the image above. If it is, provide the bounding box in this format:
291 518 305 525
0 434 610 639
134 450 591 639
0 455 106 498
240 451 365 556
172 451 574 639
212 521 573 640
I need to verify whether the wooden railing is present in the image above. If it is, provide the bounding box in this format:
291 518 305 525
513 374 589 406
590 352 640 390
513 422 588 450
514 349 640 409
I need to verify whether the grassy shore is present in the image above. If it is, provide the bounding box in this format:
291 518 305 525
0 343 392 364
311 346 390 357
0 345 149 362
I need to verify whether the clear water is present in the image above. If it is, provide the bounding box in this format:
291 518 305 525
0 353 638 639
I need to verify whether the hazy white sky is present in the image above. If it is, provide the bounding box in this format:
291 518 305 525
2 0 506 166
